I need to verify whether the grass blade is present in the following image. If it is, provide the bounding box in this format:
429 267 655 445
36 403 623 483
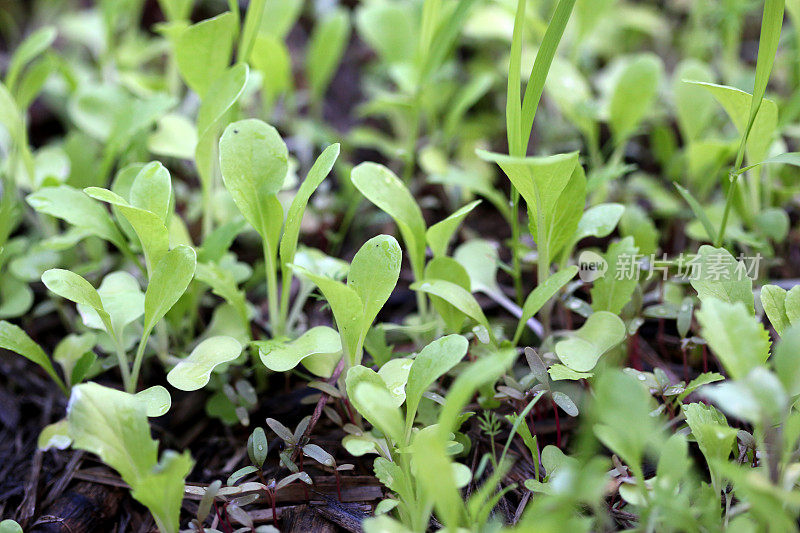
519 0 577 153
506 0 526 156
735 151 800 174
717 0 784 246
740 0 784 163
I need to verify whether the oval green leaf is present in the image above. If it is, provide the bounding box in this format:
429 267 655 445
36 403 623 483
167 336 243 391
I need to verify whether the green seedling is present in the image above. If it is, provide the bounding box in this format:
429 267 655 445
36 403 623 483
40 243 196 393
66 382 192 533
351 161 479 321
291 234 401 368
4 0 800 530
219 118 339 338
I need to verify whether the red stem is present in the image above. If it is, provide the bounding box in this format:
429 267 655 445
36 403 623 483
269 488 279 532
292 358 347 462
334 467 343 501
213 502 234 533
343 398 356 425
629 332 641 370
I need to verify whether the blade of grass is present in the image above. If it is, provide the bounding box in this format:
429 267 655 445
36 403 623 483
717 0 784 247
735 151 800 174
498 393 544 465
421 0 476 82
506 0 527 303
519 0 577 154
505 0 577 305
506 0 526 156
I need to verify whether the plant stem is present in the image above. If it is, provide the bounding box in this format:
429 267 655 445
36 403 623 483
510 189 524 305
129 330 152 393
114 341 132 393
286 286 312 333
716 93 754 246
202 181 213 240
489 432 498 469
330 191 360 257
333 468 343 501
279 266 292 335
263 240 283 338
536 207 551 333
715 172 738 248
411 259 429 320
403 96 422 183
291 357 346 462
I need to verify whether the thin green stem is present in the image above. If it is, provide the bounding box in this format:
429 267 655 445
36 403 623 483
263 240 282 338
510 189 524 306
536 207 550 294
286 286 312 333
279 267 291 334
129 330 151 394
102 314 133 392
330 192 360 256
409 251 429 319
202 183 213 240
403 93 422 183
499 393 543 467
155 321 170 362
115 341 132 393
716 134 749 248
535 196 554 335
118 244 146 276
98 147 116 186
489 432 498 469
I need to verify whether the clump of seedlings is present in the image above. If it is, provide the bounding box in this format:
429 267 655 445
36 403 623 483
2 0 800 531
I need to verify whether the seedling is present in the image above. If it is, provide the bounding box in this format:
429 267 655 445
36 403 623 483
4 0 800 530
290 234 401 368
219 118 339 338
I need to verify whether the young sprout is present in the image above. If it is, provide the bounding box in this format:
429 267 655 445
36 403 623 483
219 119 339 338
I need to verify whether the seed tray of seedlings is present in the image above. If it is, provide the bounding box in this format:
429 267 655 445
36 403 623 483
1 0 800 531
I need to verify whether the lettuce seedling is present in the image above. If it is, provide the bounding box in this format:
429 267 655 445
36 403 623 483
40 243 196 393
477 150 584 290
306 8 351 114
64 383 192 533
761 284 800 336
0 520 22 533
590 237 640 315
352 347 516 531
291 234 401 368
479 0 577 305
351 161 479 320
554 311 626 372
258 326 341 378
166 336 243 391
219 118 339 338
